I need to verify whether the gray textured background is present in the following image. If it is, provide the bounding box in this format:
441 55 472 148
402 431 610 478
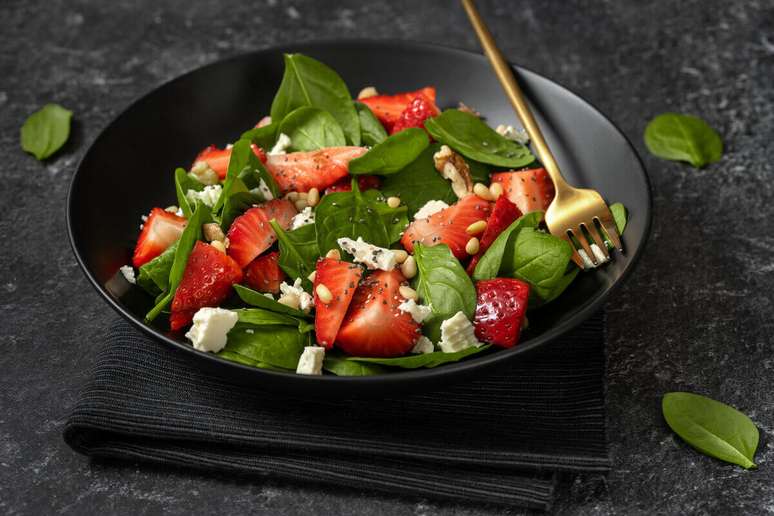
2 0 774 514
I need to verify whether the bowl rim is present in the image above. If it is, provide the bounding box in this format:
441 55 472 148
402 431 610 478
67 38 652 386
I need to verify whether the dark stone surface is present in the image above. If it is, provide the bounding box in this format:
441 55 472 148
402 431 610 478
2 0 773 513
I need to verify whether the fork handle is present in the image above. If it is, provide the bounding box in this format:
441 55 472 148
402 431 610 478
461 0 571 195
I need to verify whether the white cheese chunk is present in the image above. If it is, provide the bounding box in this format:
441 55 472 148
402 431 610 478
250 178 274 201
119 265 136 284
289 206 315 230
269 133 292 155
398 299 432 323
186 184 222 208
280 278 314 313
413 200 449 220
185 307 239 353
438 311 482 353
591 243 609 264
337 237 396 271
411 336 435 354
495 124 530 144
296 346 325 375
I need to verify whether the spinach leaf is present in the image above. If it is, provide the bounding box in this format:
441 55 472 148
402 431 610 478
413 243 477 342
233 284 312 318
277 106 346 151
241 122 278 150
175 167 204 218
644 113 722 168
610 202 627 234
662 392 758 469
270 220 320 283
472 211 543 281
348 127 429 176
20 103 72 160
537 267 579 305
223 323 309 370
504 228 576 301
468 158 491 184
346 344 490 369
380 143 457 217
220 190 261 233
355 101 388 146
217 350 290 371
323 356 387 376
315 180 408 254
234 308 313 333
424 109 535 168
137 241 178 296
270 53 360 146
215 138 279 215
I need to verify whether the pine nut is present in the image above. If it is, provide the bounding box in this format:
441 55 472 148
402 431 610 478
399 285 418 301
316 283 333 304
278 293 300 309
473 183 494 201
466 220 487 235
210 240 226 253
202 222 225 242
286 191 299 201
307 188 320 207
307 270 317 282
490 182 504 199
298 192 308 200
325 249 341 260
392 249 408 264
295 199 308 211
386 196 401 208
358 86 378 99
401 256 417 279
465 237 480 255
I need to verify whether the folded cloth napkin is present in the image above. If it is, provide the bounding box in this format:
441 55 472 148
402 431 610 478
64 313 609 511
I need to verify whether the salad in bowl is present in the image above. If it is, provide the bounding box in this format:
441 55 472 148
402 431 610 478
120 53 626 376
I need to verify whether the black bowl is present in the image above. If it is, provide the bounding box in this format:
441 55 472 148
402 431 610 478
68 40 651 396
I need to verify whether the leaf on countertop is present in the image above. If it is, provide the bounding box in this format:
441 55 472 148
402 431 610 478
644 113 722 168
20 103 72 160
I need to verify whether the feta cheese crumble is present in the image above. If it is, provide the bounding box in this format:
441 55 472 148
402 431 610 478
411 336 435 354
337 237 396 271
398 298 432 323
495 124 530 145
280 278 314 313
269 133 292 155
185 307 239 353
413 200 449 220
296 346 325 375
289 206 315 230
119 265 136 284
250 178 274 201
438 311 482 353
186 184 223 208
578 244 610 270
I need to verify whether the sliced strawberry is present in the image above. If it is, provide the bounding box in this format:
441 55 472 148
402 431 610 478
243 251 285 294
335 270 421 357
401 195 492 260
490 168 555 215
226 199 297 268
324 175 382 195
265 146 367 194
192 144 267 180
313 258 364 348
473 278 530 348
390 94 440 134
466 196 523 274
360 87 437 132
169 241 243 330
132 208 187 268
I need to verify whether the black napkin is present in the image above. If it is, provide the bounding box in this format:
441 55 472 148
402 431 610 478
64 314 609 511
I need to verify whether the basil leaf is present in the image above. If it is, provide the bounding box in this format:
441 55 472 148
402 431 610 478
323 356 387 376
610 202 627 234
348 127 429 176
234 308 313 333
314 181 408 254
217 350 290 371
270 220 319 284
233 284 312 318
223 323 309 370
215 138 279 215
174 168 204 218
277 106 346 151
413 243 477 342
424 109 535 168
270 53 360 146
241 122 278 150
662 392 758 469
137 241 179 296
380 144 457 217
20 103 72 160
472 212 543 281
644 113 722 168
503 228 576 301
346 345 490 369
355 102 387 146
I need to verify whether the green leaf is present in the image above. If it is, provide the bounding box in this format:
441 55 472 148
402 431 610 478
20 103 72 160
644 113 723 168
217 350 290 371
346 345 490 369
355 102 388 146
537 267 579 305
233 284 312 318
222 323 309 370
174 168 205 218
270 53 360 146
241 122 278 149
472 212 543 281
424 109 535 168
233 308 314 333
468 158 491 185
215 138 279 216
137 241 179 296
662 392 758 469
413 243 477 342
323 356 387 376
277 106 346 151
348 127 429 175
270 221 320 283
220 190 261 233
610 202 627 234
503 228 577 301
314 181 408 254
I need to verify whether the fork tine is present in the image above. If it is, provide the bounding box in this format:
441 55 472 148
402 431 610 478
583 222 610 261
597 217 623 252
559 233 586 269
572 227 597 266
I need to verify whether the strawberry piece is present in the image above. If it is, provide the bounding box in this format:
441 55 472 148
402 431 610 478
192 144 267 180
360 87 437 132
243 251 285 294
466 196 523 274
324 175 382 195
169 241 243 330
313 258 364 348
132 208 187 268
401 195 492 260
473 278 529 348
490 168 555 215
265 146 367 194
390 94 440 134
335 270 421 357
226 199 297 268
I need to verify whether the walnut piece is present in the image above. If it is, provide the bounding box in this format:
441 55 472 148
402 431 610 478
432 145 473 199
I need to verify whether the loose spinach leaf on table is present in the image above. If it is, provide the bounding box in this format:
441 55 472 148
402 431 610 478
348 127 429 175
175 167 205 218
346 345 490 369
233 284 312 318
424 109 535 168
644 113 722 168
233 308 314 333
355 101 388 146
270 53 360 146
315 180 408 254
270 221 320 284
413 243 477 343
472 211 543 281
662 392 758 469
217 350 290 371
137 241 179 296
277 106 346 151
323 356 387 376
222 323 309 370
20 103 72 160
503 227 577 301
241 122 279 150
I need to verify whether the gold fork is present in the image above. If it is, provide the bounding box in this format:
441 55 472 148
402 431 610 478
461 0 623 268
